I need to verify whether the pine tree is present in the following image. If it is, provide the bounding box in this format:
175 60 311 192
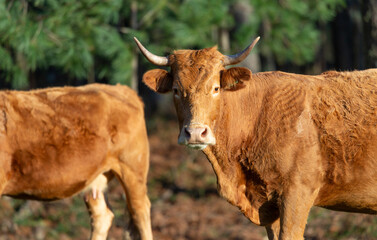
0 0 133 89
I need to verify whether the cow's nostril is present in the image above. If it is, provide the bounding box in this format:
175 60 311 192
184 127 191 138
201 128 208 138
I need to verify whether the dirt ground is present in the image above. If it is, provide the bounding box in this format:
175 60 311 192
0 116 377 240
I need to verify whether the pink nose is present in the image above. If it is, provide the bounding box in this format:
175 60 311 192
184 126 208 143
178 124 216 147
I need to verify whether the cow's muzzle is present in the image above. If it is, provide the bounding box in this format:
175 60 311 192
178 124 216 150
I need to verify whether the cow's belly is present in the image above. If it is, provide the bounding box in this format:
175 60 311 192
4 168 113 200
4 180 87 200
315 183 377 214
316 197 377 214
314 148 377 214
2 145 112 200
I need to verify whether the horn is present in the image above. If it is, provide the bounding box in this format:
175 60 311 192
223 36 260 66
133 37 170 66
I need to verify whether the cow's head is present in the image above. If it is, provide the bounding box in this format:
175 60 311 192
135 37 259 150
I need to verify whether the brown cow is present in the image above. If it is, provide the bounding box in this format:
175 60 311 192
0 84 152 240
135 37 377 240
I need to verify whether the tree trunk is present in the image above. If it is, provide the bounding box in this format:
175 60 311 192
219 27 230 53
331 8 354 70
16 51 29 89
130 1 139 92
87 63 95 84
230 0 261 72
362 0 377 68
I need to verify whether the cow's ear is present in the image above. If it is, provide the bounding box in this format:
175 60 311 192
220 67 251 91
143 69 173 93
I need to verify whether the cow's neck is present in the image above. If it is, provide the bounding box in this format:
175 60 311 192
202 76 273 225
205 75 268 175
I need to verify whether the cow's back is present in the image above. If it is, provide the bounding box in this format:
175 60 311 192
0 84 146 200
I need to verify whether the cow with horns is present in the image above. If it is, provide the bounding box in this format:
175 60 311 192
135 37 377 239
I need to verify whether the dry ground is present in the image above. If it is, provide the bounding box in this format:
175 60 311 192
0 115 377 240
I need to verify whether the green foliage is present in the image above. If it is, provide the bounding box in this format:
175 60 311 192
0 0 345 88
134 0 235 57
134 0 345 67
247 0 345 65
162 0 234 48
0 0 130 89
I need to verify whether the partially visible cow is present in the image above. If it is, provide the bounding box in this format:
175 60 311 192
135 37 377 240
0 84 152 240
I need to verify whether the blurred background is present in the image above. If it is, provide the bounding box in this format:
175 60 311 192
0 0 377 239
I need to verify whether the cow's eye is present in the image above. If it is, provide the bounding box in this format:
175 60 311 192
213 87 220 94
173 88 179 96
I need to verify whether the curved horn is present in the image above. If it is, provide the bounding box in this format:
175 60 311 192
133 37 170 66
223 36 260 66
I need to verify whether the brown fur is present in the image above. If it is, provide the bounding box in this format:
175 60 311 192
0 83 153 240
141 45 377 240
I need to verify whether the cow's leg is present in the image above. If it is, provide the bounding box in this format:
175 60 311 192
0 172 6 195
265 218 280 240
84 174 114 240
0 152 10 195
0 169 9 199
278 186 319 240
116 162 152 240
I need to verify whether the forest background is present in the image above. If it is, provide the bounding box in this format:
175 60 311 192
0 0 376 91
